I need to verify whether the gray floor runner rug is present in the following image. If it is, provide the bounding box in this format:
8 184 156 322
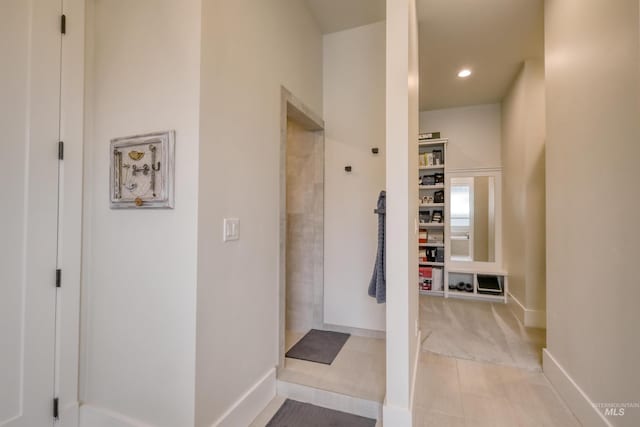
285 329 350 365
266 399 376 427
420 296 545 371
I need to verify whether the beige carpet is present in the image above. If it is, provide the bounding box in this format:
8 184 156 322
420 296 546 371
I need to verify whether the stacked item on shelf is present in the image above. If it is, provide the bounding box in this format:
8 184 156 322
419 210 444 224
433 267 443 291
419 266 444 291
425 247 438 262
419 266 432 291
418 150 444 167
419 173 444 186
426 229 444 243
421 246 445 263
420 174 436 185
419 132 440 140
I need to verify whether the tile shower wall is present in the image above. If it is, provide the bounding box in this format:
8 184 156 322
286 119 324 332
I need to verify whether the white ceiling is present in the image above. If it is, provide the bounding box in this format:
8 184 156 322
304 0 543 111
305 0 386 34
417 0 544 111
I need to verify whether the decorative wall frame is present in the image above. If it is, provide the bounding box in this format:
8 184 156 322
110 131 175 209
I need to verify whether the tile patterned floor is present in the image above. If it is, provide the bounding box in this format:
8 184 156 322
420 296 546 371
278 330 386 402
414 351 581 426
253 299 579 426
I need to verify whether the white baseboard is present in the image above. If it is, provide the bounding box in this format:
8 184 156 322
276 380 381 420
410 330 421 420
382 330 421 427
323 323 386 340
382 403 411 426
212 368 276 427
543 349 611 427
60 401 79 427
79 404 154 427
79 369 276 427
508 292 546 329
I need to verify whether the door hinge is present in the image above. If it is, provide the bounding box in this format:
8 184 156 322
60 14 66 35
53 397 59 419
55 269 62 288
58 141 64 160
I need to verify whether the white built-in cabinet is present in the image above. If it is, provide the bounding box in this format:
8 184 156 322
418 138 508 303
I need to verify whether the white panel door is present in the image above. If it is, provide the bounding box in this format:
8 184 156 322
0 0 62 426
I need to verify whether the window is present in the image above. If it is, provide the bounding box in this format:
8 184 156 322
451 184 470 227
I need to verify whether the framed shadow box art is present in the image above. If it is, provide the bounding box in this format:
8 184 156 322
110 131 175 209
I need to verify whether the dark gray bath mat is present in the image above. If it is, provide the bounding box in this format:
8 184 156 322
285 329 350 365
266 399 376 427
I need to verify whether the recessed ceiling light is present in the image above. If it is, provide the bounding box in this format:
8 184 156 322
457 69 472 78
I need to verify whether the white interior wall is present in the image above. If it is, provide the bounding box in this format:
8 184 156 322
419 104 502 170
384 0 420 425
544 0 640 425
195 1 323 426
501 59 546 319
323 21 386 332
81 1 202 425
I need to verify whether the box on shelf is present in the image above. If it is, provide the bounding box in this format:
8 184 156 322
419 266 433 291
421 174 436 186
427 229 444 243
419 279 432 291
425 247 437 262
419 231 427 243
419 266 432 278
418 132 441 140
419 212 431 223
432 149 443 165
419 151 445 167
432 267 443 291
477 275 504 295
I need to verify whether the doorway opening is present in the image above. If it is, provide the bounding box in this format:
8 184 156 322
274 88 385 418
278 87 325 370
416 0 546 368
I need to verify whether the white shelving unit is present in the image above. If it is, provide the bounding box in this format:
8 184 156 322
417 138 508 303
418 138 447 296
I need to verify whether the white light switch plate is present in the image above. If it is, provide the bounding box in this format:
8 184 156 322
223 218 240 242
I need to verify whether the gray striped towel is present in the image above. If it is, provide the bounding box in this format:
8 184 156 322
368 191 386 304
